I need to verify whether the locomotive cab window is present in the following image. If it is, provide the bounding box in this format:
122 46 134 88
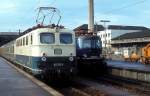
82 40 91 48
79 37 102 49
40 33 55 44
60 33 72 44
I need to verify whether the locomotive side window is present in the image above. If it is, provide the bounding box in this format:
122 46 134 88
19 39 21 46
60 33 72 44
18 40 20 46
31 35 32 45
21 39 22 46
40 33 55 44
16 40 19 46
26 36 28 45
23 37 25 46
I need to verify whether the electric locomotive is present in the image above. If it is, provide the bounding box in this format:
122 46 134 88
1 25 77 79
76 35 107 75
0 7 77 80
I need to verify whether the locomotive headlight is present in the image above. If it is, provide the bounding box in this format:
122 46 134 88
41 56 47 62
69 56 74 61
83 54 87 58
100 54 104 58
41 52 47 62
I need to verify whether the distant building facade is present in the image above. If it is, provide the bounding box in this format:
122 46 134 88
97 25 149 48
111 30 150 57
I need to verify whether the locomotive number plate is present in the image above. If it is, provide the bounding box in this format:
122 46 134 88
54 48 62 55
53 63 64 67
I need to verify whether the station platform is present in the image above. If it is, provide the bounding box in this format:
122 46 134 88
0 57 60 96
107 60 150 72
107 60 150 83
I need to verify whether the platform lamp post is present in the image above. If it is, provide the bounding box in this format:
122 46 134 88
100 20 110 57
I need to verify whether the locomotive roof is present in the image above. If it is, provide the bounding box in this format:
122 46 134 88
74 24 104 31
20 24 66 36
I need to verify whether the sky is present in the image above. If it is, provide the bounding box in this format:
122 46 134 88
0 0 150 32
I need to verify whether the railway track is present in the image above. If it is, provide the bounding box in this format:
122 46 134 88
46 77 140 96
95 75 150 96
58 86 107 96
47 79 108 96
6 57 148 96
8 55 148 96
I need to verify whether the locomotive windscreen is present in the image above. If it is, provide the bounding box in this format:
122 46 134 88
40 33 55 44
60 33 72 44
78 36 102 49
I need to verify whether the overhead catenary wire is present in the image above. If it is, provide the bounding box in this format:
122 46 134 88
50 0 57 6
95 0 149 25
17 0 57 32
104 0 149 14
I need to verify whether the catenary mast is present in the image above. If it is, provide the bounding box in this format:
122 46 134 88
88 0 94 33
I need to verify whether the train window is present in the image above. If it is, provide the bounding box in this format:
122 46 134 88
17 40 19 46
103 34 105 38
19 40 21 46
60 33 72 44
18 40 19 46
21 39 22 46
31 35 32 45
12 46 14 53
40 33 55 44
26 36 28 45
23 38 25 46
16 40 18 46
79 37 102 49
108 33 110 37
82 39 91 48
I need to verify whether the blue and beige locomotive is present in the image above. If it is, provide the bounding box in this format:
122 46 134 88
0 7 77 79
1 25 77 79
76 34 107 75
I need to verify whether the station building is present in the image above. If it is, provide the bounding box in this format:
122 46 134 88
111 30 150 57
97 25 149 48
